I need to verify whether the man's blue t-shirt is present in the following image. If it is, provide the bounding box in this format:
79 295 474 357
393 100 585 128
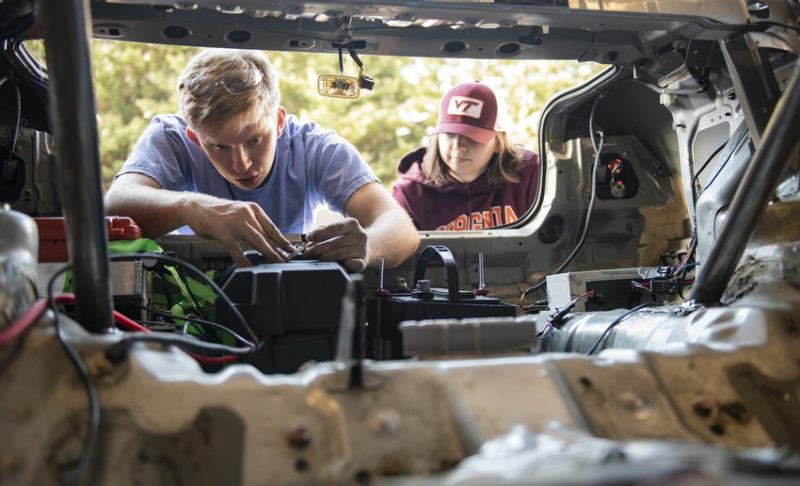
117 114 378 234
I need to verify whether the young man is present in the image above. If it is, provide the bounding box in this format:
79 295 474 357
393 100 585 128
105 49 418 271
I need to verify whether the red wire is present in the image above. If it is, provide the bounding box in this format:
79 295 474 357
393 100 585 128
0 298 49 348
190 354 240 364
573 289 595 303
55 294 239 364
674 239 696 275
110 307 151 333
112 305 241 363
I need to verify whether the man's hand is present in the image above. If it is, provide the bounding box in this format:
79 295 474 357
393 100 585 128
105 173 294 267
185 198 295 267
302 182 419 272
304 217 369 271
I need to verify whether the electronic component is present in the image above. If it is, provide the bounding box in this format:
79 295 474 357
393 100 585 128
35 216 142 262
270 242 306 262
317 43 374 99
607 156 627 198
366 246 518 360
215 260 350 373
596 153 640 200
317 74 361 98
0 127 60 216
546 268 654 313
629 263 693 298
33 216 148 320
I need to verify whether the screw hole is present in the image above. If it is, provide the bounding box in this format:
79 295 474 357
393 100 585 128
354 469 371 484
442 41 467 55
225 30 252 43
162 25 190 39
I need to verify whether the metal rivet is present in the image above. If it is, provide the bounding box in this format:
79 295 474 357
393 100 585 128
692 398 714 418
287 425 312 449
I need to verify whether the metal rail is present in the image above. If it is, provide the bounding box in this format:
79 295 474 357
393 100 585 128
691 58 800 304
39 0 113 331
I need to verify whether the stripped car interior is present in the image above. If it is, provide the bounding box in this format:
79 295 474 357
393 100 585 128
2 0 800 484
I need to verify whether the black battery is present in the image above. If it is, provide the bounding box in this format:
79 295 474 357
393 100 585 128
215 260 350 373
366 246 517 360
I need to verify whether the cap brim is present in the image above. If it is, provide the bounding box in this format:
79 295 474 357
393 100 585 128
433 123 496 144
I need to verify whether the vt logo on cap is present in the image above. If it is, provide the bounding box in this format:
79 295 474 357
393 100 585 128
447 96 484 119
433 82 499 144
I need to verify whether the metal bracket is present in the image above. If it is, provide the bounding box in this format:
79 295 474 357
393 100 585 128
720 34 781 147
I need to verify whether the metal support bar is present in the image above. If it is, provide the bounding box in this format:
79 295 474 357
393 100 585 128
39 0 113 331
690 59 800 305
720 34 781 146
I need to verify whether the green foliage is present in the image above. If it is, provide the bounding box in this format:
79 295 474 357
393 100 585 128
92 41 199 183
84 42 604 189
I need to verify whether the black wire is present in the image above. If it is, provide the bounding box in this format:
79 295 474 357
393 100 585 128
174 265 208 321
691 141 727 196
38 258 254 482
753 21 800 34
684 124 749 262
692 124 750 201
1 76 21 159
585 302 662 355
134 320 174 332
347 47 364 69
153 268 176 309
144 269 213 339
109 253 256 344
677 237 698 281
521 137 604 297
127 299 212 339
522 95 606 299
47 265 99 486
136 311 255 348
701 131 750 194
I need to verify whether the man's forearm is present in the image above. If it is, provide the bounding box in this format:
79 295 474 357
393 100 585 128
105 183 205 238
364 207 420 268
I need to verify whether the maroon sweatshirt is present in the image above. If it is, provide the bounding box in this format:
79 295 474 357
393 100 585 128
392 147 541 231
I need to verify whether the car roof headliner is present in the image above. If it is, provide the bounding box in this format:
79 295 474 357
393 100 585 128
89 1 760 64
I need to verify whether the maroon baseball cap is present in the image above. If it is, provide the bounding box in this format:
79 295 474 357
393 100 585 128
432 82 498 144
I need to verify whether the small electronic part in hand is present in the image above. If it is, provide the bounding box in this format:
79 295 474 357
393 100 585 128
275 240 306 261
284 243 306 261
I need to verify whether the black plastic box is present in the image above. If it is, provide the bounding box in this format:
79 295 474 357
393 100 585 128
215 261 350 373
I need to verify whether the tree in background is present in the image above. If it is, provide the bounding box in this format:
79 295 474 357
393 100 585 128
26 41 603 190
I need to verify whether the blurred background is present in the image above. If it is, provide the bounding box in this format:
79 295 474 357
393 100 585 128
23 40 604 190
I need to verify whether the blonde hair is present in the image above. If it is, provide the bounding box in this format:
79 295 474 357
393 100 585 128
178 49 280 133
422 132 526 187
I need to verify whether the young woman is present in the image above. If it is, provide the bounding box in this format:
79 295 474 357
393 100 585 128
392 82 540 231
